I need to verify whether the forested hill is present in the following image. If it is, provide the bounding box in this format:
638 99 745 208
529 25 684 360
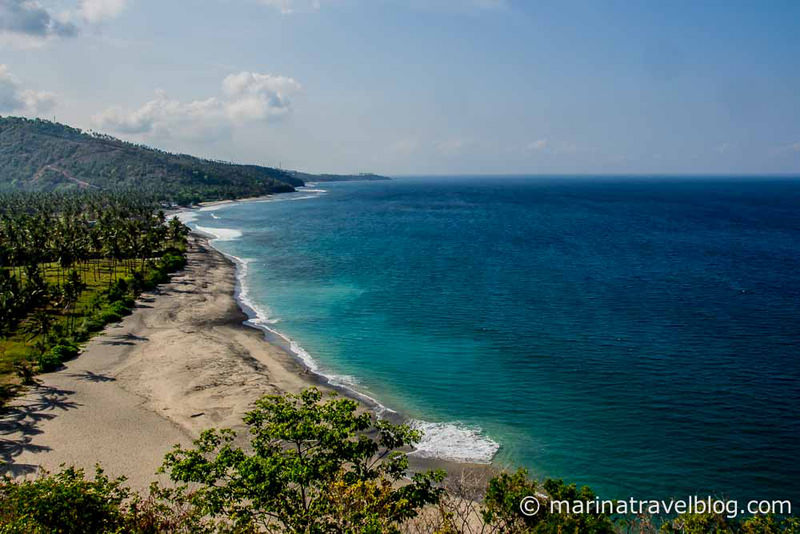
0 116 387 204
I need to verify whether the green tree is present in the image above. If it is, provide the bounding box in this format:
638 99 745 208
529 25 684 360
0 466 130 533
161 387 445 533
482 469 617 533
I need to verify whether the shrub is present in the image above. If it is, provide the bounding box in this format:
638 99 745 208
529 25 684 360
36 351 62 373
13 361 36 385
97 309 123 324
481 469 617 533
161 387 445 532
159 252 186 273
108 301 133 317
106 279 130 303
0 467 129 533
82 317 105 333
145 270 168 287
37 344 80 372
72 327 90 342
50 344 79 360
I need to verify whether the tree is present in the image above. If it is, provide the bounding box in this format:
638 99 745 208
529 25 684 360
482 469 616 533
0 466 131 533
161 387 445 533
23 310 53 345
61 269 86 332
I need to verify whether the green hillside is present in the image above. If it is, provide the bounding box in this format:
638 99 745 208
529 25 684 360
0 116 306 204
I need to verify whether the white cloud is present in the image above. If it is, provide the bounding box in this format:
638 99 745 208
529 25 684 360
0 64 56 115
0 0 78 47
93 71 302 136
0 0 128 47
79 0 129 23
526 139 547 151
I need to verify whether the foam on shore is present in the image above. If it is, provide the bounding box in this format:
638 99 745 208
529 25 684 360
182 197 500 465
194 226 242 241
410 421 500 464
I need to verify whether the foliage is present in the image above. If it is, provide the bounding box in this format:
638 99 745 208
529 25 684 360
655 512 800 534
0 189 189 390
37 343 80 372
0 116 301 202
0 466 130 533
0 387 798 532
480 469 616 533
161 388 445 533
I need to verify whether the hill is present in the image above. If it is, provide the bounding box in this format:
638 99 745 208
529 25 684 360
0 116 387 204
287 171 390 183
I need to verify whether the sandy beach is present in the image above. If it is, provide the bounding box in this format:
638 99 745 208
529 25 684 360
0 235 323 489
0 231 487 491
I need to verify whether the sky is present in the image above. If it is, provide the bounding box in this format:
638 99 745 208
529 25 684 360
1 0 799 175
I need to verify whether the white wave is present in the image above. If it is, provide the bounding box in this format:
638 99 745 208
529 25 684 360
194 225 242 241
210 213 220 219
176 211 198 224
192 217 498 465
328 374 361 388
411 421 500 464
227 256 280 328
300 188 328 193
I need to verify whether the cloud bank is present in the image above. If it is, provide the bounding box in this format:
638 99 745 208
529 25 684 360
0 0 128 47
93 71 302 136
0 0 77 47
0 64 56 115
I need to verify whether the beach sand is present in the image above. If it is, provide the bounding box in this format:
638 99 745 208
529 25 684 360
0 235 324 489
0 234 486 491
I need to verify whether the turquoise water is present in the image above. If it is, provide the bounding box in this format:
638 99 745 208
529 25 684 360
184 177 800 506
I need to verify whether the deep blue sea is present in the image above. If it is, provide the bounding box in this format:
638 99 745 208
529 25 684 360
183 176 800 506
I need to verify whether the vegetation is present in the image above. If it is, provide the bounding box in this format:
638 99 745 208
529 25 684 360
0 190 189 394
160 388 444 532
0 116 387 204
0 118 789 532
0 388 797 533
0 116 302 203
287 171 390 183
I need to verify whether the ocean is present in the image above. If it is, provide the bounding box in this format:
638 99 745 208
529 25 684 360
182 176 800 506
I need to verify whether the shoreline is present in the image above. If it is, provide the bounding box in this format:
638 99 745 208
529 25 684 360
0 235 330 488
0 232 487 489
184 195 501 466
195 227 499 472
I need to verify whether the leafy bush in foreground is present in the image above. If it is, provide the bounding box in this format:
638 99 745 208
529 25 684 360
161 388 445 533
0 466 129 533
1 388 797 533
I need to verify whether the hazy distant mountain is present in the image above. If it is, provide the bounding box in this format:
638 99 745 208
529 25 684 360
0 116 387 204
287 171 390 183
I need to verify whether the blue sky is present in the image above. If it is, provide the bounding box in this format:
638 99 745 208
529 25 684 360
1 0 799 174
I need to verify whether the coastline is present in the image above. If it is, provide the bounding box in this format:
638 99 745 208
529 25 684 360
0 231 487 489
0 235 328 488
194 224 499 473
